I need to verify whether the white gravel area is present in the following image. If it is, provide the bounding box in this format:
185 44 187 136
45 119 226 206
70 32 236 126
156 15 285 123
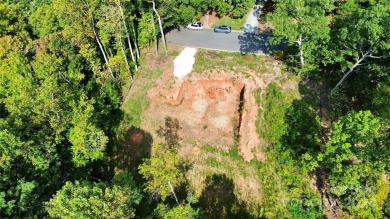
174 47 197 78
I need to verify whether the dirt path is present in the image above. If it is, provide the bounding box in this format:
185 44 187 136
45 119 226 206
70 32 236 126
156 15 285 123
199 12 220 28
204 13 210 28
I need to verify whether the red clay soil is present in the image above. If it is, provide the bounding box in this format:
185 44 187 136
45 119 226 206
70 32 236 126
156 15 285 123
145 67 277 162
238 70 271 162
148 78 244 151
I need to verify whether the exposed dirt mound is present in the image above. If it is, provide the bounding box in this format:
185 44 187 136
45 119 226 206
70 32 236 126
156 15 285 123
142 57 279 161
148 78 244 150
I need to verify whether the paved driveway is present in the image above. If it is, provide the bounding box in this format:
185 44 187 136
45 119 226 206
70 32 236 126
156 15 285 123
166 28 283 54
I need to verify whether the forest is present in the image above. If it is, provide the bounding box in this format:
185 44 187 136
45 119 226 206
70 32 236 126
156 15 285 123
0 0 389 218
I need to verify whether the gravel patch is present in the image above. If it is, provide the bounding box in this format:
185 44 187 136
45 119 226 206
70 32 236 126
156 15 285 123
174 47 197 78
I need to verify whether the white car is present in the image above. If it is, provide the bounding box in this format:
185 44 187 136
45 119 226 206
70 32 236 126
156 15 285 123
187 22 204 30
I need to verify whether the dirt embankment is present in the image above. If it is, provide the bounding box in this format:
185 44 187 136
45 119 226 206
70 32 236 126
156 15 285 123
144 63 278 162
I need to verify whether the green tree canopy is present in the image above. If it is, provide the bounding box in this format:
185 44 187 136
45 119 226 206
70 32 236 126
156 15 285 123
0 3 121 216
46 171 141 219
139 144 184 201
155 204 199 219
328 0 390 91
268 0 333 74
319 111 389 217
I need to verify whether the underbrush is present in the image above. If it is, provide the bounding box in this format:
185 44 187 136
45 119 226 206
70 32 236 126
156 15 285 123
255 82 295 145
255 81 324 218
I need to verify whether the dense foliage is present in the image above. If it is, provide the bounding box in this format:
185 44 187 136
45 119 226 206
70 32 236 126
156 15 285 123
1 0 236 217
0 0 388 218
267 0 390 217
320 111 388 218
46 171 141 218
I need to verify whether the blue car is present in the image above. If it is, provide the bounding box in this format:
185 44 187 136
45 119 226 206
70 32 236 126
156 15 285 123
214 25 231 34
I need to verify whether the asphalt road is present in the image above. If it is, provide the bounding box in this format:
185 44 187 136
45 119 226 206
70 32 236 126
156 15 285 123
166 28 284 54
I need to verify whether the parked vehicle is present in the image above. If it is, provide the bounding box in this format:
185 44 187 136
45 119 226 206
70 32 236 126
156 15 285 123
187 22 204 30
214 25 231 33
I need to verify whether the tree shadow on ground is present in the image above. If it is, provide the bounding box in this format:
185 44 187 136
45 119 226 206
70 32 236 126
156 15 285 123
198 174 253 219
113 126 153 182
112 126 155 218
90 109 125 182
238 32 286 55
239 33 270 54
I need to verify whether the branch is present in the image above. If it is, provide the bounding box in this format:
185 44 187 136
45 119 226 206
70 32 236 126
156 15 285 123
367 54 389 59
117 1 138 71
60 73 70 83
332 50 371 91
90 14 114 78
168 181 179 205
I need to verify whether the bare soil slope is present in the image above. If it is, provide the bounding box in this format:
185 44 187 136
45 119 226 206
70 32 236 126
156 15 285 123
142 52 282 162
148 77 244 150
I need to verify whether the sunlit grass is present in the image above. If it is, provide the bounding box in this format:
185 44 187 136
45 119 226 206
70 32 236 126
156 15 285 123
193 49 272 74
211 16 247 30
186 144 264 216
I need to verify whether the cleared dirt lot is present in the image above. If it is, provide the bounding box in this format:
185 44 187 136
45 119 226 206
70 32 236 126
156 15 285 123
120 47 298 215
140 48 287 162
148 77 244 150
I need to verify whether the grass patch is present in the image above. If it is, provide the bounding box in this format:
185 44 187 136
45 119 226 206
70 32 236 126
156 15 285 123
121 93 149 127
193 49 272 74
211 16 247 31
119 48 180 128
187 144 264 216
228 147 242 161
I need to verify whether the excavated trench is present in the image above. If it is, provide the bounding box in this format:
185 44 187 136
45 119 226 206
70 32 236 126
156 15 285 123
236 85 245 140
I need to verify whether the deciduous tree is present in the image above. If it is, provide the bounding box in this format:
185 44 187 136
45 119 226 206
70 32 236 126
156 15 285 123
139 144 184 201
319 111 389 217
268 0 333 74
46 171 141 218
328 0 390 91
